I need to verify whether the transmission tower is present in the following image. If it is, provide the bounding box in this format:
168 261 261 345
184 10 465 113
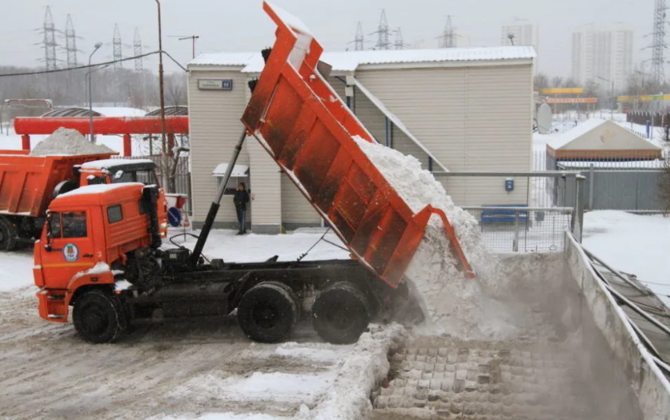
354 22 365 51
370 10 393 50
113 24 123 69
134 27 143 73
41 6 58 70
64 14 78 68
439 16 457 48
649 0 669 85
394 28 405 50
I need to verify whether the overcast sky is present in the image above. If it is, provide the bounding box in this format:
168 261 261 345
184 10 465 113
0 0 658 77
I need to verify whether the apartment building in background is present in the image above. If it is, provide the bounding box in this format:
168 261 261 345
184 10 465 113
572 23 633 91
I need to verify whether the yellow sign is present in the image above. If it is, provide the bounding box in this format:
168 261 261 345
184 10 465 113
617 94 670 102
540 88 585 94
545 98 597 104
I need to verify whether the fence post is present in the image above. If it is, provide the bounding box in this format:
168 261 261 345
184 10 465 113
513 210 519 252
572 175 586 242
588 164 595 210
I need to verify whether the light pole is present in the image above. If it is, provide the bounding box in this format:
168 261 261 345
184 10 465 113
597 76 615 120
87 42 102 142
154 0 169 190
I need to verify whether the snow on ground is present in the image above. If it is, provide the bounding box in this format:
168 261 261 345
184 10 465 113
93 106 146 117
0 251 34 292
583 211 670 306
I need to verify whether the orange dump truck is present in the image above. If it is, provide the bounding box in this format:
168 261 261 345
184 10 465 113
32 3 471 346
0 150 167 251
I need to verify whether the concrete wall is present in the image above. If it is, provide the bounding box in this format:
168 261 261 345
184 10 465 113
565 235 670 420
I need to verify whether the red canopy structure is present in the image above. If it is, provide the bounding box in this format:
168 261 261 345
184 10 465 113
13 116 189 156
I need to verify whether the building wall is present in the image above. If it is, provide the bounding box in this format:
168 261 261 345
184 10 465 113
354 65 533 206
572 24 633 90
188 69 250 227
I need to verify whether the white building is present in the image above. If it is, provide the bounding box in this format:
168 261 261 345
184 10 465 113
501 21 539 72
187 47 535 232
571 23 633 92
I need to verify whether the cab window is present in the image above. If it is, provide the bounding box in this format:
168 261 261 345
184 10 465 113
107 205 123 223
49 213 62 239
62 212 88 238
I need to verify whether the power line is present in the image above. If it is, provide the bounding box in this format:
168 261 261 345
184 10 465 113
41 6 58 71
134 27 143 73
0 51 160 77
370 10 393 50
647 0 669 85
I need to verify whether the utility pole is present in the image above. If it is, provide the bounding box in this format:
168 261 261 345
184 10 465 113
648 0 669 86
41 6 58 97
64 14 78 68
439 16 457 48
154 0 169 191
133 27 143 73
177 35 199 59
394 28 405 50
354 22 364 51
370 10 392 50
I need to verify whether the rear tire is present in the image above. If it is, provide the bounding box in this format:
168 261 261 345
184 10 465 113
0 217 17 252
312 282 371 344
73 289 125 343
237 282 298 343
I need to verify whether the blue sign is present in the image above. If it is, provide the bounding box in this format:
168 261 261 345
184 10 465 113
198 79 233 91
168 207 182 227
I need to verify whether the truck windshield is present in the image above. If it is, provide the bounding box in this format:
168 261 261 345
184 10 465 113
49 212 88 238
111 169 158 186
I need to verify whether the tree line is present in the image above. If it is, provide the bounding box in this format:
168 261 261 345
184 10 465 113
0 65 187 118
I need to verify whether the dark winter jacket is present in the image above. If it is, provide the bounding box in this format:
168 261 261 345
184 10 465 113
234 190 250 211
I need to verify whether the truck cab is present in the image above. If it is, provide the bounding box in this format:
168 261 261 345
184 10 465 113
34 183 157 326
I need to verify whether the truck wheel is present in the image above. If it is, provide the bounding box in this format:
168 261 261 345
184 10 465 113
73 289 125 344
263 281 301 318
0 217 17 251
237 282 298 343
312 282 371 344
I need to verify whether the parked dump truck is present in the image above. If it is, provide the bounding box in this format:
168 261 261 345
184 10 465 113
32 3 474 345
0 150 168 251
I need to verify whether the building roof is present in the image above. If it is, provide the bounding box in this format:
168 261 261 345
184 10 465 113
547 119 661 151
41 107 101 118
189 46 536 73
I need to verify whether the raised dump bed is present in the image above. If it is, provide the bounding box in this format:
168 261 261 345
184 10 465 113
241 2 473 287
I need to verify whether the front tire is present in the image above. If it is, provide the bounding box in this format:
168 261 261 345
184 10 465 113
237 282 298 343
73 289 125 343
0 217 17 252
312 282 371 344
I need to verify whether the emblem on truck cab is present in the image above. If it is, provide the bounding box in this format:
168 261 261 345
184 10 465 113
63 244 79 262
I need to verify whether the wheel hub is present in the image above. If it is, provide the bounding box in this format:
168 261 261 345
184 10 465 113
253 305 278 329
82 307 107 333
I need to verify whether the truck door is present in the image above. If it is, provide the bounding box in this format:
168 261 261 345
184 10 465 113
42 210 97 289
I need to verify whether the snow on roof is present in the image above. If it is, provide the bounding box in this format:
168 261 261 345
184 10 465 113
547 119 608 149
558 160 665 169
212 163 249 177
190 46 536 73
80 159 155 169
56 182 144 199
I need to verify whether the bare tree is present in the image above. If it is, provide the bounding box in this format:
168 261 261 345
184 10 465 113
551 76 564 88
534 72 549 92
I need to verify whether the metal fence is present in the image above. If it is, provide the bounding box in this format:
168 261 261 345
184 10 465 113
534 151 666 211
464 206 574 253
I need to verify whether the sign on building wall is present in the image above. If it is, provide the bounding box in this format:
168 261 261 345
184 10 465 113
544 98 597 104
198 79 233 91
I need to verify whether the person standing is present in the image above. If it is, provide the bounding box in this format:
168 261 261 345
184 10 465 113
233 182 250 235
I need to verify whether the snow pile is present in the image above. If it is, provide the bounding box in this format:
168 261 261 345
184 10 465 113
311 323 407 420
354 137 514 339
30 127 114 156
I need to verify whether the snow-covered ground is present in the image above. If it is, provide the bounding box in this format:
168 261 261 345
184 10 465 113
0 228 404 420
582 211 670 306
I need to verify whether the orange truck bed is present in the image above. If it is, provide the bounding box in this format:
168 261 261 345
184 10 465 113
242 3 473 287
0 151 114 217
